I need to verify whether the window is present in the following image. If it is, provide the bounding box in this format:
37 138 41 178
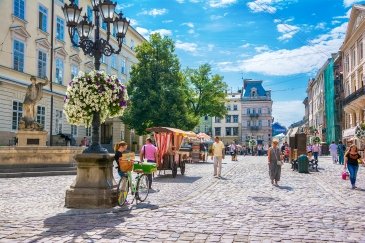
215 127 221 136
13 40 24 72
121 58 126 73
247 108 250 114
351 46 356 69
345 54 350 74
71 125 77 136
12 101 23 130
267 108 271 114
36 106 45 126
37 50 47 78
130 39 135 50
258 108 262 114
86 127 91 136
252 108 256 114
233 104 238 111
72 31 79 47
87 6 93 23
204 116 208 121
56 17 64 41
38 5 48 32
268 120 271 127
55 110 63 134
111 55 117 69
226 127 232 136
233 115 238 123
55 58 64 84
14 0 25 20
247 121 250 127
233 127 238 136
226 105 231 111
226 115 231 123
215 117 221 123
71 65 78 80
258 120 262 127
358 39 363 62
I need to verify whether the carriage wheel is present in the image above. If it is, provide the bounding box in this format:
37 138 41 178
180 160 186 175
171 161 177 178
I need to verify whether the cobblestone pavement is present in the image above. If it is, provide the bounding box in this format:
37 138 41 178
0 156 365 242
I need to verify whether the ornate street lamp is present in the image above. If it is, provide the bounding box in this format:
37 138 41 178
63 0 130 153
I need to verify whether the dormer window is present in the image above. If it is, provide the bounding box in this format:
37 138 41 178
251 88 257 97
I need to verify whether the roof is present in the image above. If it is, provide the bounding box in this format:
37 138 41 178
242 80 268 97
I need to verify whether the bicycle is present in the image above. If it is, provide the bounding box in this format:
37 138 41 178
117 160 156 206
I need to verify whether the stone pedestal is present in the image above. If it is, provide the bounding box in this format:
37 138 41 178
16 130 47 146
65 153 118 208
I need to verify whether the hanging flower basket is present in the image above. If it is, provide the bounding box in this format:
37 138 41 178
313 136 321 143
64 70 128 127
249 139 257 146
355 123 365 140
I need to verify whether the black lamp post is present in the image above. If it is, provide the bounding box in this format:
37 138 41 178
63 0 130 153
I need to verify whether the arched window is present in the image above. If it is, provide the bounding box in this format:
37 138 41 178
251 88 257 97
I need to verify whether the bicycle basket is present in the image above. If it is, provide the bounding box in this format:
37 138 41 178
118 152 135 172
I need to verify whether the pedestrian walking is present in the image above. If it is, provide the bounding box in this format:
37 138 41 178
140 138 158 190
211 136 225 178
268 140 283 186
230 141 237 161
344 144 362 189
312 142 320 162
329 141 338 164
338 141 346 165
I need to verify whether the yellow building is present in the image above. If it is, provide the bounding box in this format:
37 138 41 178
0 0 146 150
340 4 365 146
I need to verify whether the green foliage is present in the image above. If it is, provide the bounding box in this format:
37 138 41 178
122 33 198 135
183 64 227 118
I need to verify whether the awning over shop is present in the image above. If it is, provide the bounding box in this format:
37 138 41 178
343 127 356 138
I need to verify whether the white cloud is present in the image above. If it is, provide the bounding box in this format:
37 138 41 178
182 22 195 28
254 45 270 53
175 41 199 54
209 0 237 8
163 20 174 23
188 29 195 34
135 27 150 39
277 23 300 41
129 18 138 27
315 22 326 30
273 100 304 127
151 29 173 36
207 44 215 51
240 43 251 48
343 0 363 7
247 0 295 13
216 22 348 76
140 8 168 16
176 0 185 3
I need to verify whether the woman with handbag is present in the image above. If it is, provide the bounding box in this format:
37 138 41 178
268 140 283 186
344 144 362 189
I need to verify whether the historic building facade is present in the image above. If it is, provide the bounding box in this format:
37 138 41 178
212 92 241 144
340 4 365 146
0 0 145 149
241 80 273 147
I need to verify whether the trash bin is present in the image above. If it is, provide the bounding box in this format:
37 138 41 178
298 154 309 173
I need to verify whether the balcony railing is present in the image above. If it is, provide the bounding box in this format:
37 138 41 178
250 126 261 130
249 113 260 118
343 86 365 106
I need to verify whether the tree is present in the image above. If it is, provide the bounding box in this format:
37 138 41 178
122 33 198 135
183 64 227 118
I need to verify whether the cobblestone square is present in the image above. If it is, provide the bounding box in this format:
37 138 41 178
0 156 364 242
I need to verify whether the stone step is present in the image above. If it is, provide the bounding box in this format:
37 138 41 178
0 166 76 173
0 169 76 178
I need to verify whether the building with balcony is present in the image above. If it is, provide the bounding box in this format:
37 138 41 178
212 92 241 144
340 4 365 145
0 0 146 149
241 80 273 146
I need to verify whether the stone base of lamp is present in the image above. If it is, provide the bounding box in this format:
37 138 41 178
65 153 117 208
16 130 48 146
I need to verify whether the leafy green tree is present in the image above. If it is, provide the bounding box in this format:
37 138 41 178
122 33 198 135
183 64 227 118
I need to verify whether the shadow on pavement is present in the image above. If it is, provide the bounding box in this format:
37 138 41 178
277 185 293 191
153 175 202 183
33 208 136 242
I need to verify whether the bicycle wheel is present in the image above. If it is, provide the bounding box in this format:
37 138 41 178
117 176 129 206
136 174 149 202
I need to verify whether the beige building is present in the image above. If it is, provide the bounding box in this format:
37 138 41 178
340 4 365 145
212 92 241 144
0 0 146 150
241 80 272 147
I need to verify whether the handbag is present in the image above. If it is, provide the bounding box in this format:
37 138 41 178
342 170 349 180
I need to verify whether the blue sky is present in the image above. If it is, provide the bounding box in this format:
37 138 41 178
116 0 364 127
